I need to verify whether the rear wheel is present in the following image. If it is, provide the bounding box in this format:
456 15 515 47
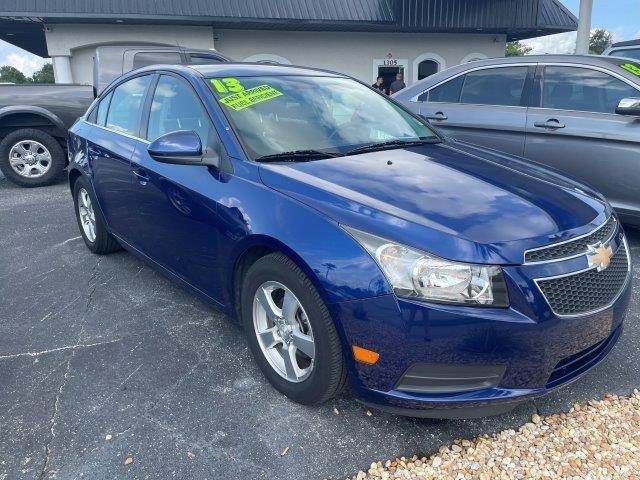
0 129 65 187
241 253 347 405
72 177 121 254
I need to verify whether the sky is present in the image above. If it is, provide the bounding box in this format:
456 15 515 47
522 0 640 54
0 0 639 75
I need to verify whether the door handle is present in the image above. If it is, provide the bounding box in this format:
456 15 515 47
424 112 448 121
132 168 150 185
534 119 565 129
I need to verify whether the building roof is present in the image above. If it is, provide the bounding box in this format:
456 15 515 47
0 0 577 57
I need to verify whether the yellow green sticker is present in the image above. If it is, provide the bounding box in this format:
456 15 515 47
217 84 283 111
621 63 640 77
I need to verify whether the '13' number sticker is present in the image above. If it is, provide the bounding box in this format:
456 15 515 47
211 77 245 94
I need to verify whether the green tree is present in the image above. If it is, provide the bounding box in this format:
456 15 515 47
30 63 54 83
589 28 612 55
506 40 533 57
0 65 28 84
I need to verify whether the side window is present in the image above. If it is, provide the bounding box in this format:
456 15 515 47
133 52 182 69
610 48 640 61
459 67 528 106
105 75 152 136
421 75 465 102
542 66 640 114
85 90 112 125
146 75 212 144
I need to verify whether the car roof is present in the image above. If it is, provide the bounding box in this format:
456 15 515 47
189 63 346 78
395 54 640 99
610 39 640 48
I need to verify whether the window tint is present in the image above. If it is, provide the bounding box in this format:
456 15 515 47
95 91 113 126
188 54 225 65
133 52 181 69
147 75 212 143
105 75 152 136
421 75 465 102
460 67 528 106
610 48 640 61
542 66 639 114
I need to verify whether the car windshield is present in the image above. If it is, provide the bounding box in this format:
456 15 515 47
206 75 438 160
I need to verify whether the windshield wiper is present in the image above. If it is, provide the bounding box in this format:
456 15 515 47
345 138 440 156
255 149 339 163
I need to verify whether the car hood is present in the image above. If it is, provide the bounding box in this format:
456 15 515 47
258 141 609 265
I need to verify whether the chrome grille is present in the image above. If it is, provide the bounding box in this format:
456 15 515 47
536 241 629 317
525 216 617 263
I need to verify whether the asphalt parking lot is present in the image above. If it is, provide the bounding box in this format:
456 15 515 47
1 174 639 480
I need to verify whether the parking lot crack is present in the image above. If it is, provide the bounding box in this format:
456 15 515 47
38 354 73 480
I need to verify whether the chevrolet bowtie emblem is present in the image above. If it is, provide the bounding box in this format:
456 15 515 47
587 243 613 272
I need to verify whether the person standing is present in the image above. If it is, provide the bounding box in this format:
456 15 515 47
389 72 406 95
371 75 386 94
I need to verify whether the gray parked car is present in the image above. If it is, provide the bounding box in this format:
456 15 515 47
604 39 640 61
394 55 640 226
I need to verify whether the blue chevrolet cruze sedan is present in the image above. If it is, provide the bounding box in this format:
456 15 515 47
68 64 632 417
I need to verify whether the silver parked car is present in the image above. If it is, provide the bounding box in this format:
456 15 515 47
394 55 640 226
604 39 640 61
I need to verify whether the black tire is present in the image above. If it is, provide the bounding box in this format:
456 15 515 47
241 253 347 405
0 128 66 187
72 176 121 255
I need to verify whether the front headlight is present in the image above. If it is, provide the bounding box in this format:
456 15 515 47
344 226 508 307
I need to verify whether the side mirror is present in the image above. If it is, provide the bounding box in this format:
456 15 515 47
615 97 640 116
148 130 220 167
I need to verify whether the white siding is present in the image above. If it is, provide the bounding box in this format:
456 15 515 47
215 30 506 85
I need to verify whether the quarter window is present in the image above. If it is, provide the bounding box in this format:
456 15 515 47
105 75 152 136
95 91 113 126
459 67 528 106
146 75 212 143
542 66 639 114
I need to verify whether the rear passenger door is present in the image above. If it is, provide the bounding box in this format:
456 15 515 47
524 65 640 217
417 65 533 156
85 74 153 243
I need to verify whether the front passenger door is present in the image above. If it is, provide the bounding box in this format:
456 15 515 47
418 66 532 156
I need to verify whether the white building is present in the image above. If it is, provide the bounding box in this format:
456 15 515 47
0 0 577 90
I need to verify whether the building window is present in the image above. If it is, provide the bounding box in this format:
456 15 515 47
412 53 445 83
417 60 439 80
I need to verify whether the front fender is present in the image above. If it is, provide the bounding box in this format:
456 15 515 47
217 168 392 307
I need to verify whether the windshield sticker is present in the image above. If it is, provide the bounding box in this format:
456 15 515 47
211 77 245 94
216 83 283 111
621 63 640 77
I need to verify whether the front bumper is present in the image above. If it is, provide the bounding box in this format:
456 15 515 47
330 234 632 418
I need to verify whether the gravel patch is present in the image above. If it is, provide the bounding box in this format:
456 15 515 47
352 390 640 479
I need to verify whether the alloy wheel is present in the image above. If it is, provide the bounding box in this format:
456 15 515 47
252 281 315 383
77 188 97 242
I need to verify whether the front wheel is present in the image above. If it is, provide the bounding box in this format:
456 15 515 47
241 253 347 405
